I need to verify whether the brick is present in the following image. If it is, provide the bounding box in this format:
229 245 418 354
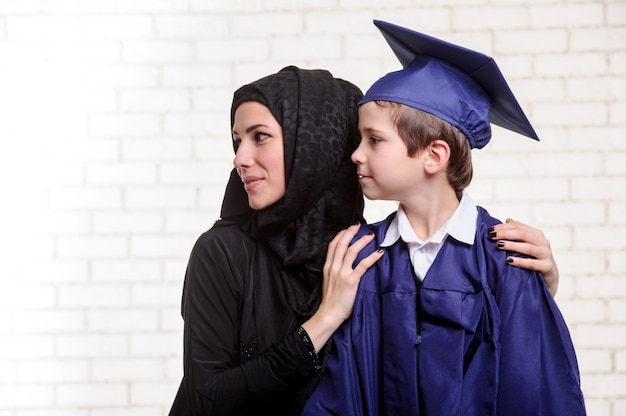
580 373 626 397
48 40 121 63
18 359 89 382
86 66 159 87
130 235 195 258
0 285 56 310
125 187 196 209
86 162 157 185
161 307 183 331
608 2 626 26
190 0 263 12
81 16 154 39
130 333 181 356
0 0 40 13
57 334 127 357
7 16 81 40
115 0 189 13
165 211 216 233
573 177 626 200
155 15 228 37
92 259 162 282
162 65 231 87
272 35 342 60
90 114 161 137
91 408 162 416
571 28 626 52
94 211 163 233
530 4 604 28
0 41 46 65
42 0 115 13
93 358 163 381
576 348 612 373
535 53 607 77
197 38 269 62
577 276 626 299
120 89 190 112
14 260 89 283
14 310 85 333
122 138 193 160
123 40 193 63
608 251 626 274
568 77 626 101
454 6 529 30
0 385 54 407
608 300 626 323
59 285 130 307
533 102 607 127
159 161 214 185
131 382 179 405
558 299 606 324
0 335 54 358
0 360 16 383
532 202 606 226
57 236 128 258
231 12 303 36
88 309 159 331
191 87 232 111
131 283 181 307
57 383 128 406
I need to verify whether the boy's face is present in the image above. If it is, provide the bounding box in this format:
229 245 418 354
353 102 425 202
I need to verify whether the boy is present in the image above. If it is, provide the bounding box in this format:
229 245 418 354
303 21 586 415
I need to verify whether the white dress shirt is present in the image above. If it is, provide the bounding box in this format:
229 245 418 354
380 191 478 280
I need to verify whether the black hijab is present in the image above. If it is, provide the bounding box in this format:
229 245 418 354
220 66 364 321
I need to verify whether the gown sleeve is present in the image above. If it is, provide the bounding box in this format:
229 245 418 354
494 255 586 415
173 227 322 415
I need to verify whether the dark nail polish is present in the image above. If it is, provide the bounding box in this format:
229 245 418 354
367 232 374 236
506 257 513 264
376 247 384 253
497 241 505 248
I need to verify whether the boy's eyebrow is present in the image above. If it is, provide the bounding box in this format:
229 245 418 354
232 123 269 135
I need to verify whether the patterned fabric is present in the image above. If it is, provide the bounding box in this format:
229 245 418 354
220 66 365 322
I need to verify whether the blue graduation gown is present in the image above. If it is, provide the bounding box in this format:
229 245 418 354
303 207 586 416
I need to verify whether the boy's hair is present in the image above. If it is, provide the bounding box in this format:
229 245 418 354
376 100 473 191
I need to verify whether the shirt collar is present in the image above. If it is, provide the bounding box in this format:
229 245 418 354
381 190 477 247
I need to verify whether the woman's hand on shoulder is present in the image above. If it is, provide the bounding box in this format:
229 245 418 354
489 218 559 297
302 223 384 351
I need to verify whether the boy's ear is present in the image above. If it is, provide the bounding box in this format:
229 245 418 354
423 139 451 174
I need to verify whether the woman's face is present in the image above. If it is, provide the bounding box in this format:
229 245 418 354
232 101 286 210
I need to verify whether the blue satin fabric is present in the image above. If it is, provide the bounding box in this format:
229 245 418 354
303 208 585 416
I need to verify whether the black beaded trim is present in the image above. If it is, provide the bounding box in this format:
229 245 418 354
296 327 322 372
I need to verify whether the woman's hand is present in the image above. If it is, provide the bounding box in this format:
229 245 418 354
302 224 384 351
489 218 559 297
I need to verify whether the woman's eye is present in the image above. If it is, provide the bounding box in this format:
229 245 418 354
255 132 270 142
370 137 381 144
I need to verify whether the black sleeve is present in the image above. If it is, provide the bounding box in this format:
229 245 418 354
177 229 321 415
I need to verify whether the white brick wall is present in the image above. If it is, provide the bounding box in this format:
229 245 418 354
0 1 623 414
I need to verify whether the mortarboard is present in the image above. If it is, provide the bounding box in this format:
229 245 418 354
360 20 539 148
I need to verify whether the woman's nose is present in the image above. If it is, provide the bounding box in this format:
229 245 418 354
233 143 253 168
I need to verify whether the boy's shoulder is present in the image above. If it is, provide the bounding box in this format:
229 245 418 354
356 212 397 238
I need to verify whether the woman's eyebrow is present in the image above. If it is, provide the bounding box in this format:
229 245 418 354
232 123 269 135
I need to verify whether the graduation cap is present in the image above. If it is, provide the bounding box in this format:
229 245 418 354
360 20 539 149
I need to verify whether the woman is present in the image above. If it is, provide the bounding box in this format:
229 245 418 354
169 66 561 415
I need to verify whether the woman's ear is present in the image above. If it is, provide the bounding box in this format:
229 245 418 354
423 139 451 175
